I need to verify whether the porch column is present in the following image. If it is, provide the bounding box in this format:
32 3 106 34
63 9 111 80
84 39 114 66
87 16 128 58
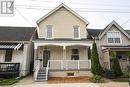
61 46 66 70
63 45 66 60
34 48 38 71
34 49 38 60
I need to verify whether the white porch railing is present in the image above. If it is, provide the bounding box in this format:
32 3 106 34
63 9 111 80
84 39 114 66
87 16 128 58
34 59 40 80
49 60 91 70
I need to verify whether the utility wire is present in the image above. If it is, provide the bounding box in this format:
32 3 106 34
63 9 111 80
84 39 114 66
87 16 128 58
15 5 130 10
31 0 130 7
14 7 130 13
15 7 34 26
121 19 130 26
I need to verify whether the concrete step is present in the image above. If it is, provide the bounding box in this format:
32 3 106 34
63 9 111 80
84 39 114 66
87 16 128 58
37 74 46 77
37 77 46 80
36 79 47 82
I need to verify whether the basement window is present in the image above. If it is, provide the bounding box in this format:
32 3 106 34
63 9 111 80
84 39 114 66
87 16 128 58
67 72 75 77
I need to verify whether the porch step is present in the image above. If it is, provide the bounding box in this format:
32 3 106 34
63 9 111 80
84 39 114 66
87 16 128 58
35 68 48 82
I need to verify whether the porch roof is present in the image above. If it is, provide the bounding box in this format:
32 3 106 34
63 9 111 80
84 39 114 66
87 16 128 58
0 43 23 50
34 42 92 49
101 45 130 50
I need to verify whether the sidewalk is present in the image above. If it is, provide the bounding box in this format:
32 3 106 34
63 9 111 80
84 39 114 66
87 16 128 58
98 82 129 87
13 83 100 87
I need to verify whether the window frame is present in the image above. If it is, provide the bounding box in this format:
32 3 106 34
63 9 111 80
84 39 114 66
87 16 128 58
46 25 53 39
107 31 122 44
71 49 79 60
73 25 80 39
5 50 13 62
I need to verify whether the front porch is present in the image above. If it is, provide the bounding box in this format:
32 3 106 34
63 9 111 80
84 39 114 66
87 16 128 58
102 46 130 71
34 42 92 81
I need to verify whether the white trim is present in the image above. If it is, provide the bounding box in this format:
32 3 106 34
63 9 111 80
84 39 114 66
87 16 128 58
36 3 89 24
99 20 130 40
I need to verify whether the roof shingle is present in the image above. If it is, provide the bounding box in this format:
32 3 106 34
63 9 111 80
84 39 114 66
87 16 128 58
0 26 36 41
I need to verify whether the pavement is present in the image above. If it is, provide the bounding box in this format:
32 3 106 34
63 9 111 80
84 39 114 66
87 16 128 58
98 82 129 87
1 75 129 87
13 83 100 87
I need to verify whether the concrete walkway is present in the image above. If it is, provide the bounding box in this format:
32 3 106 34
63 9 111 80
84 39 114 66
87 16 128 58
12 82 130 87
98 82 129 87
2 75 129 87
13 83 100 87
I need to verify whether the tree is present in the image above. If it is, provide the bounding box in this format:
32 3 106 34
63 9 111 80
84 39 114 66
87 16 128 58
111 51 122 77
91 39 103 75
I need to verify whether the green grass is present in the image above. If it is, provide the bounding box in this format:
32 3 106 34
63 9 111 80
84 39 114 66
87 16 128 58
0 78 19 86
113 78 129 82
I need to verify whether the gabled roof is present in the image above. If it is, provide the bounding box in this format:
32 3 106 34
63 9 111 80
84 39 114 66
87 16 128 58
36 3 89 24
87 29 130 39
99 20 130 39
0 26 36 42
87 29 103 38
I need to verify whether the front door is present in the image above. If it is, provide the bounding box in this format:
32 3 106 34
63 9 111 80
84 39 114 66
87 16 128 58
43 50 50 67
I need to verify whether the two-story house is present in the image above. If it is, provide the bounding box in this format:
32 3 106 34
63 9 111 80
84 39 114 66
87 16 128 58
33 3 92 81
88 21 130 72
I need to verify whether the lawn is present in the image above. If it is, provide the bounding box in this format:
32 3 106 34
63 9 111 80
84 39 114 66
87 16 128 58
0 78 20 86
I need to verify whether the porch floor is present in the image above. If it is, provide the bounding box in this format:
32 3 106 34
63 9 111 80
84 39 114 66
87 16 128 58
48 76 90 83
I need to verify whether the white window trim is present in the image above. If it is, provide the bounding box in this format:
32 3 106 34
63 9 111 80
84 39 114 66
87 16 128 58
107 31 122 44
45 25 54 39
73 26 81 39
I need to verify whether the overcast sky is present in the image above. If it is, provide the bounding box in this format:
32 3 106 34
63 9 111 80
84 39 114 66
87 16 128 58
0 0 130 29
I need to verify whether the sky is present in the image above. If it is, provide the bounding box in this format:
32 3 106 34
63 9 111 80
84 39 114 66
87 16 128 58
0 0 130 29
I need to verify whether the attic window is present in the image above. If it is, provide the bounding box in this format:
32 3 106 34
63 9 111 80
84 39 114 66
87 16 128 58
107 32 121 44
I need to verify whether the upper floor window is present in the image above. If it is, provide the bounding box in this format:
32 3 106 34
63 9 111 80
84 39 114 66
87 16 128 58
73 26 80 39
46 25 53 39
107 32 121 44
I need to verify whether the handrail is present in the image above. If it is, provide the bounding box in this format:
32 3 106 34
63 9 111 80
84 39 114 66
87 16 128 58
46 60 50 80
49 60 91 70
34 60 40 81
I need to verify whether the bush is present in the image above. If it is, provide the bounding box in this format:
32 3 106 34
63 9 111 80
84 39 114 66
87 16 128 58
90 75 104 83
111 51 123 77
91 40 103 75
121 72 130 78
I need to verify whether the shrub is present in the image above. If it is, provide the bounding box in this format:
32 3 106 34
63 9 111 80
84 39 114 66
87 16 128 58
90 75 104 83
91 39 103 75
121 72 130 78
111 51 123 77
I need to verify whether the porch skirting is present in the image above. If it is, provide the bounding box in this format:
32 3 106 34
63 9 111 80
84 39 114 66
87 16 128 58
49 70 92 77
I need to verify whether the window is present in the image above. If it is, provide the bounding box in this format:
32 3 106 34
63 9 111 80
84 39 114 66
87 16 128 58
5 50 13 62
71 49 79 60
107 32 121 44
73 26 80 39
67 72 75 77
46 25 53 38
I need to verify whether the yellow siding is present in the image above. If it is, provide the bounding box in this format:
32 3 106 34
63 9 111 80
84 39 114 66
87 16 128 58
38 7 87 39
